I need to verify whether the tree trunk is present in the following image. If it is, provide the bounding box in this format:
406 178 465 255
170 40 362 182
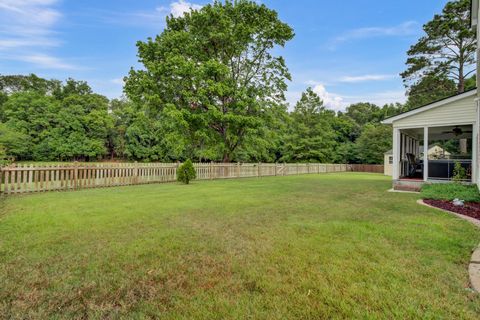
222 153 231 163
458 53 465 93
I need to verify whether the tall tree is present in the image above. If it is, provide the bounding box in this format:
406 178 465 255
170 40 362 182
401 0 476 95
354 124 392 164
125 0 294 162
281 88 337 162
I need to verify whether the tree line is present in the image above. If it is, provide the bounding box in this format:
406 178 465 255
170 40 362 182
0 0 475 165
0 74 400 164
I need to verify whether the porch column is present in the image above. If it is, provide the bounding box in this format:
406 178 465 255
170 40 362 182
473 122 478 184
393 128 400 180
423 126 429 182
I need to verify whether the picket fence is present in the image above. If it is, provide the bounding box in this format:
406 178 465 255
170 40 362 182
0 162 382 195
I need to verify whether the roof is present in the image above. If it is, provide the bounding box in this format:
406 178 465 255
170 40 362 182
472 0 479 28
381 88 477 125
384 149 392 155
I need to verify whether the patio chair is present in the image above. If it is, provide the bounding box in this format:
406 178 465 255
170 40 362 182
406 153 422 178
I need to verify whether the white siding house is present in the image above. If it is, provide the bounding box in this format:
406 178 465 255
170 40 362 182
380 0 480 191
381 90 478 190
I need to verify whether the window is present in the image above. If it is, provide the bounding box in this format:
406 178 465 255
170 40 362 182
388 156 393 164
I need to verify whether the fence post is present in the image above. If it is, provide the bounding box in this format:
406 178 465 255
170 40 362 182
72 162 78 190
0 166 3 196
134 161 139 184
237 162 240 178
257 162 261 177
210 162 214 180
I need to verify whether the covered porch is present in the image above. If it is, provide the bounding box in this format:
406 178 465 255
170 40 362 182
392 124 476 190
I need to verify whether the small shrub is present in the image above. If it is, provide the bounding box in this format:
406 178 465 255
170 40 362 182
452 161 467 183
177 159 197 184
421 183 480 202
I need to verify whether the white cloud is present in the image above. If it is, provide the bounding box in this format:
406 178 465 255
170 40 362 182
287 86 407 112
312 84 346 111
18 54 78 70
342 90 407 106
0 0 76 69
329 21 418 49
339 74 396 83
111 77 125 85
156 0 202 18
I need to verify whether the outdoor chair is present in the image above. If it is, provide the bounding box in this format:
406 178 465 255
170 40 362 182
406 153 422 178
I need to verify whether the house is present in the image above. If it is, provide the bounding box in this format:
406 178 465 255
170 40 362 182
383 144 452 177
419 144 452 160
380 0 480 191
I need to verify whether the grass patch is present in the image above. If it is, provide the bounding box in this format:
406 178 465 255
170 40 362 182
421 183 480 202
1 173 480 318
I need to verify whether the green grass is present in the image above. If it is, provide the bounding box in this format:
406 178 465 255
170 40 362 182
1 173 479 319
421 183 480 202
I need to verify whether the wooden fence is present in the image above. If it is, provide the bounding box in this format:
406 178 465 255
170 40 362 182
348 164 384 173
0 163 351 195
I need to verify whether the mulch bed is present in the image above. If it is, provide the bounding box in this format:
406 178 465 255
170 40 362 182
424 199 480 221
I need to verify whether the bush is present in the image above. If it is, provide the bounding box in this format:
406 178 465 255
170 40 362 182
177 159 196 184
421 183 480 202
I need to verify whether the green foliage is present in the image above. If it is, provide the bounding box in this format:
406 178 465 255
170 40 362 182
0 122 30 160
405 73 457 109
125 0 294 162
354 124 392 164
452 161 468 183
1 79 113 161
401 0 476 95
0 143 7 165
0 0 411 165
177 159 196 184
421 183 480 202
281 88 337 162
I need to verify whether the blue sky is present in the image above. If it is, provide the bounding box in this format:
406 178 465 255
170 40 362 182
0 0 449 111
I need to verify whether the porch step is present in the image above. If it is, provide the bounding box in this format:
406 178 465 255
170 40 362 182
393 179 423 192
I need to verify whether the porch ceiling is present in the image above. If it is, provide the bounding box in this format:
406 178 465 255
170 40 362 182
401 125 473 140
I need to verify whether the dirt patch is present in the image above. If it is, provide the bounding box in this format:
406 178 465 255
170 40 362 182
423 199 480 221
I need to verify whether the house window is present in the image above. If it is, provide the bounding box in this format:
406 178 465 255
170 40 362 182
388 156 393 164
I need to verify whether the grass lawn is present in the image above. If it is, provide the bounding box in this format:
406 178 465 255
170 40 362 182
1 173 480 319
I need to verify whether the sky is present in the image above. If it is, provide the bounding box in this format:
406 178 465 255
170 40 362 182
0 0 450 111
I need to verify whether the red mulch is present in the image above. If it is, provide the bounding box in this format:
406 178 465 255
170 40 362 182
424 199 480 221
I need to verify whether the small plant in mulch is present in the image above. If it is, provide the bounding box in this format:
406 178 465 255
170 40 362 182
177 159 197 184
421 183 480 221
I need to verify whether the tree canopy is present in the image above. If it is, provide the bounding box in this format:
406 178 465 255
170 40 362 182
125 0 294 162
401 0 476 108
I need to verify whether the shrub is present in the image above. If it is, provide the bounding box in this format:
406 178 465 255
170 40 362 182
452 161 467 183
421 183 480 202
177 159 196 184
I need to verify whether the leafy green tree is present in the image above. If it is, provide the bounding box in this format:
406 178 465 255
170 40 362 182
1 80 113 161
125 0 294 162
354 124 392 164
401 0 476 94
0 74 60 95
177 159 197 184
281 88 337 162
0 123 30 160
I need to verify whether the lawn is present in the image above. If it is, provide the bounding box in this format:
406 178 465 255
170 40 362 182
1 173 479 319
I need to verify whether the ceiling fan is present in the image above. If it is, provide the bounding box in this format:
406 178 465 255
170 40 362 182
441 126 472 137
